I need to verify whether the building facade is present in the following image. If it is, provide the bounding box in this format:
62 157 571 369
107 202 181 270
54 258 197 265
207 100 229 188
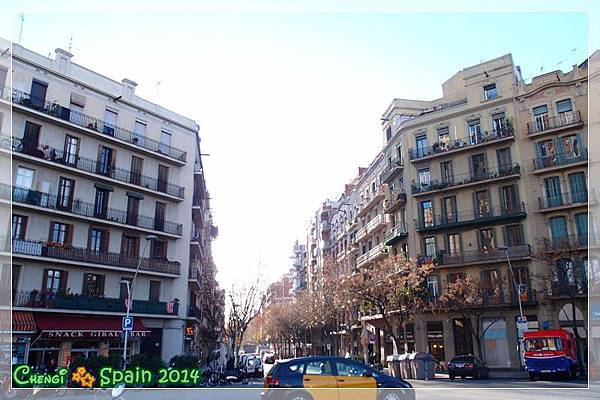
306 54 590 371
2 40 221 368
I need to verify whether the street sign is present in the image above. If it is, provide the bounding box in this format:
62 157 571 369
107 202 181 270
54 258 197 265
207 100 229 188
122 316 133 331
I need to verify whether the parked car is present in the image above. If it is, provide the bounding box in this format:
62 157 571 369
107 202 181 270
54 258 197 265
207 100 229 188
524 329 579 380
241 353 263 377
447 355 489 380
263 352 277 378
262 356 414 400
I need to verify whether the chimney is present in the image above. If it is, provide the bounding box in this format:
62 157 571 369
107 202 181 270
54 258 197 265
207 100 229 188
54 48 73 74
122 78 137 101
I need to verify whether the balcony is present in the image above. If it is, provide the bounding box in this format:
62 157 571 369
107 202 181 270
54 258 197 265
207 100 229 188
408 125 514 162
321 221 331 234
357 187 386 217
4 135 185 199
366 214 386 233
3 184 183 236
13 290 179 315
188 303 202 321
527 110 583 136
538 190 587 212
6 88 187 162
384 224 408 246
12 238 180 275
356 226 367 241
415 203 527 232
532 149 588 172
384 190 407 214
509 287 539 306
438 244 531 267
380 159 404 184
189 263 202 288
356 244 388 268
411 163 520 196
544 234 587 251
550 281 587 298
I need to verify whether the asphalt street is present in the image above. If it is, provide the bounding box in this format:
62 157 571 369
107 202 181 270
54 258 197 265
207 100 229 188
13 378 594 400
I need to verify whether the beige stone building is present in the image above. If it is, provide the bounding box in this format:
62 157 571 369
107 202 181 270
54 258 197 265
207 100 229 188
1 39 222 368
322 54 589 371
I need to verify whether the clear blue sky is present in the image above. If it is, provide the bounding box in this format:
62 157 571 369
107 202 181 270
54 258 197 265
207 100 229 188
0 3 595 289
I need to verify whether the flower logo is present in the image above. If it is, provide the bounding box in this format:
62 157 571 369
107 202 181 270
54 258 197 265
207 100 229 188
71 366 96 388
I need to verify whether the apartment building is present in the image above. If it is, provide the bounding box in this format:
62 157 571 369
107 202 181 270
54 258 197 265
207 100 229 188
319 54 589 371
306 200 337 293
289 240 307 294
2 41 216 368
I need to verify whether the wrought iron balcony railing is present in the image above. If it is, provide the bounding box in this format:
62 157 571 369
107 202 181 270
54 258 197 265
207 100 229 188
533 148 588 170
3 184 182 236
415 203 526 231
380 159 404 184
13 290 179 315
12 238 180 275
527 110 582 135
3 135 184 198
438 244 531 266
539 190 587 209
7 88 187 162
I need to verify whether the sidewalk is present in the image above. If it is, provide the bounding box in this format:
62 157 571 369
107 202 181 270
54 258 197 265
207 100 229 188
382 367 529 380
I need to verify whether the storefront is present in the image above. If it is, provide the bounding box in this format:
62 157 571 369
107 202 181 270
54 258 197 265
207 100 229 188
27 313 150 370
11 311 36 365
427 321 445 362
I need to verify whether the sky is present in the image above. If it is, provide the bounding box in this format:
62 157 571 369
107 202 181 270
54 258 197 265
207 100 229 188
0 2 596 290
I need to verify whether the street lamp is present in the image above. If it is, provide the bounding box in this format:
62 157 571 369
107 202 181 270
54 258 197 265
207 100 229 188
120 234 157 367
498 245 525 366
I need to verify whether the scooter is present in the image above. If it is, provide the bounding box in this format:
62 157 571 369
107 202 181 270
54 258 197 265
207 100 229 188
218 366 249 385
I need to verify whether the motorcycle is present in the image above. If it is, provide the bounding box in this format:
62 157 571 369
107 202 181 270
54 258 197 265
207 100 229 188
211 366 249 386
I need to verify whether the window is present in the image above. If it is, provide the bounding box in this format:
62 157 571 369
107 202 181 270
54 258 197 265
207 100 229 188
157 165 169 193
420 200 433 228
133 120 147 146
568 172 587 203
305 360 333 375
482 269 502 299
418 169 431 189
130 156 143 185
549 216 568 245
89 227 109 252
149 280 161 302
94 187 110 218
443 196 457 224
447 272 465 285
479 228 495 251
468 120 482 145
504 224 524 246
154 202 166 231
544 177 563 207
30 80 48 108
69 94 85 123
496 148 512 174
57 177 75 210
15 167 34 189
396 143 402 162
83 273 105 297
127 195 140 226
475 190 490 217
159 130 172 153
427 276 440 297
556 99 573 123
575 213 588 242
43 269 65 292
440 161 453 183
470 153 487 180
492 113 506 135
415 135 428 157
484 83 497 100
423 236 436 258
0 67 7 95
501 185 519 213
533 105 549 131
335 361 368 377
97 146 114 176
150 239 167 259
12 215 28 240
103 109 118 136
63 135 79 166
23 121 41 150
514 267 530 301
437 127 450 149
49 222 71 244
447 233 460 254
561 134 580 159
386 127 392 142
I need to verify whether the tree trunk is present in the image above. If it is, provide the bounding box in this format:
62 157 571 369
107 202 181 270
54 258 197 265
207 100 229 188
571 301 584 375
402 323 408 353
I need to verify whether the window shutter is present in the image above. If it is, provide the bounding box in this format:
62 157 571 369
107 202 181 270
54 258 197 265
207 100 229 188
502 226 508 247
82 273 88 295
48 222 55 242
66 224 73 245
59 270 68 292
99 275 105 296
102 229 110 252
42 268 50 290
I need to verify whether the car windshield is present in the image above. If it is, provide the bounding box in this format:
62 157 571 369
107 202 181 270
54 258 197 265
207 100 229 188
452 356 474 363
525 337 563 351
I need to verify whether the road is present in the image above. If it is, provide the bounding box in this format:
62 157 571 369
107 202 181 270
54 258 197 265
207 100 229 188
15 378 594 400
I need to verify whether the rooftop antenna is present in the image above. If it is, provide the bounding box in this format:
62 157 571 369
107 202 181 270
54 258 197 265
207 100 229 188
68 33 73 52
156 77 164 98
18 13 24 44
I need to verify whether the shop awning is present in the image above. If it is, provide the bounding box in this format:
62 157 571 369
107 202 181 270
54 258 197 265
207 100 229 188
34 314 150 339
13 311 36 333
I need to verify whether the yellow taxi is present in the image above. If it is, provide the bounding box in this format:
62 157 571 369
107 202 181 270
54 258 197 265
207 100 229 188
262 356 414 400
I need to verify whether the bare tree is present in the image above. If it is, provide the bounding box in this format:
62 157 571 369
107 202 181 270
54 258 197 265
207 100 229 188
438 275 507 362
342 255 433 359
225 278 265 363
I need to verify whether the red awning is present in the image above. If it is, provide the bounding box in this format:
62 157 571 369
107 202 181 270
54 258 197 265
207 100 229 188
13 311 36 333
34 314 150 339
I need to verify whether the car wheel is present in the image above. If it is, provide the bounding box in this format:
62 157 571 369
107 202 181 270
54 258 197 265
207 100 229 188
569 366 578 380
528 373 536 381
449 374 455 380
289 391 312 400
379 390 404 400
474 369 481 380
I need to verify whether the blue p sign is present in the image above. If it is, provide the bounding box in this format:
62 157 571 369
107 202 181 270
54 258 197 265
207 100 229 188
122 316 133 331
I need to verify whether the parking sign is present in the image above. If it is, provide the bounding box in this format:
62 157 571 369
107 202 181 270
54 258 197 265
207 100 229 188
122 316 134 331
